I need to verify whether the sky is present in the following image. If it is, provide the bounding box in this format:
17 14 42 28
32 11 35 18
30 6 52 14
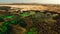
0 0 60 4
